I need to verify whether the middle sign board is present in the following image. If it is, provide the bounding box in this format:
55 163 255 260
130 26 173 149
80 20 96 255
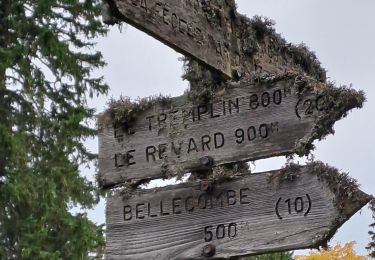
98 75 364 188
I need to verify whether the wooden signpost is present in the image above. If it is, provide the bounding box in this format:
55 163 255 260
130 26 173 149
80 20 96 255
102 0 238 78
100 0 371 259
106 163 371 259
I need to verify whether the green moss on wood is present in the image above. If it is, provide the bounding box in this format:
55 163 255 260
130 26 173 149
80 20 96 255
161 158 186 181
253 71 309 92
201 2 223 28
181 57 226 104
235 15 260 57
98 95 172 129
210 161 249 183
247 15 276 42
295 84 365 156
248 71 365 158
201 0 235 28
234 14 327 82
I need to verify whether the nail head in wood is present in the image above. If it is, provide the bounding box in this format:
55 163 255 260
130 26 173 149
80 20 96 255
200 181 212 192
200 156 213 167
202 244 216 257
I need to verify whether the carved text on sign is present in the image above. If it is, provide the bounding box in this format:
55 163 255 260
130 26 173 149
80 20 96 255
99 80 326 186
112 86 294 168
121 187 313 235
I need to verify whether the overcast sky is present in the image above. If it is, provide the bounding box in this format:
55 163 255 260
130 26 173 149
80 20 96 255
85 0 375 255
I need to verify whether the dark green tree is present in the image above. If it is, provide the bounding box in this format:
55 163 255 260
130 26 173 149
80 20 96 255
0 0 108 258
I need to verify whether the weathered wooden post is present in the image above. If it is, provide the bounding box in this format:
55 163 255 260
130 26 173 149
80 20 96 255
99 0 372 259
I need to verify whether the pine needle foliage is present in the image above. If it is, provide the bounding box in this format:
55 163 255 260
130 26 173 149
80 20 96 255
0 0 108 258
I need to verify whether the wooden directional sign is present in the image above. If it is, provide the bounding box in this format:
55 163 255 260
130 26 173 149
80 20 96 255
98 76 363 187
105 163 371 259
103 0 237 78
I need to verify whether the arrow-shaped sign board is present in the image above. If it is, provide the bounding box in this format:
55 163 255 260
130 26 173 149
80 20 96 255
98 76 363 188
103 0 237 78
105 163 371 259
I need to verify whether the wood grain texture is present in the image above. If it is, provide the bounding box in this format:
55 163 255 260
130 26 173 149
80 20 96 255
105 165 371 259
98 78 342 187
110 0 237 78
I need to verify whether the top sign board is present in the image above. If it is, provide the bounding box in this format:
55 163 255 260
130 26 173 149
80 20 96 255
105 0 237 78
98 76 364 188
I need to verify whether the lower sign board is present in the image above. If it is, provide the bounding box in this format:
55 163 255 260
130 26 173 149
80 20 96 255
98 75 364 187
105 162 371 259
